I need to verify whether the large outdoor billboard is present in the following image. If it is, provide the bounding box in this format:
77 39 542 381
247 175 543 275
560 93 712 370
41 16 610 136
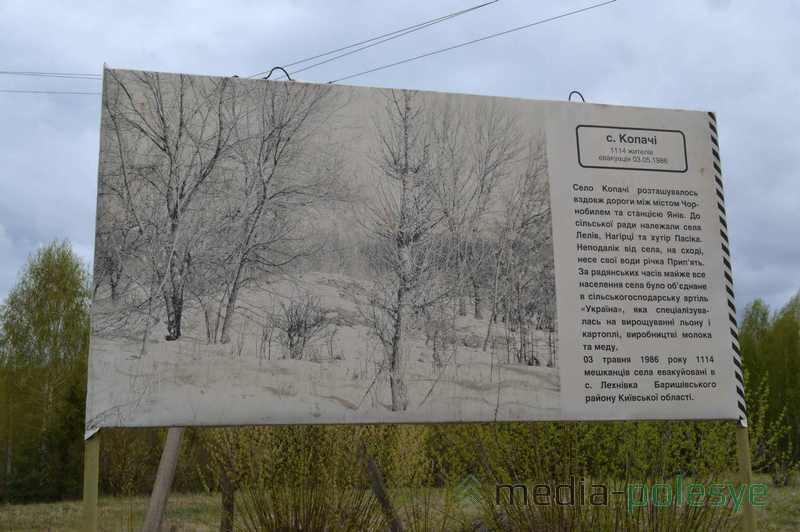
85 68 743 433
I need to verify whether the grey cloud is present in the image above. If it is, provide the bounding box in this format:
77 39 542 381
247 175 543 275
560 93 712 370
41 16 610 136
0 0 797 312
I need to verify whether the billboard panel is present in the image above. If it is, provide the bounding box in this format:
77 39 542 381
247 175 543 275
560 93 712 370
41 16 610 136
86 69 742 432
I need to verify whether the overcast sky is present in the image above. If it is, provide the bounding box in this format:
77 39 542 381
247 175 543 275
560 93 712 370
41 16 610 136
0 0 797 311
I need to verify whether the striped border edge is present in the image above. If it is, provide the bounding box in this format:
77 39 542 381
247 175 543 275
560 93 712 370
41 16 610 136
708 111 747 428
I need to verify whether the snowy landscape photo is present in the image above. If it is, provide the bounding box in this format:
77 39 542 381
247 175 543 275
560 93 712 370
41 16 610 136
86 69 559 430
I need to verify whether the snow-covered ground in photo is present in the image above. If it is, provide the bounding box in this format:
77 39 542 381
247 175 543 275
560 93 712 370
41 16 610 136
86 272 559 430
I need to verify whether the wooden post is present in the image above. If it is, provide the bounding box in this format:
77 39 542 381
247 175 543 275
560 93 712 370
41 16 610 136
735 421 756 532
359 443 404 532
82 432 100 532
142 427 185 532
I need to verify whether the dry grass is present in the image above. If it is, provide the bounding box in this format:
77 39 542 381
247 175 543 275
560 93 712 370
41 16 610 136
0 476 796 532
755 473 800 532
0 493 219 532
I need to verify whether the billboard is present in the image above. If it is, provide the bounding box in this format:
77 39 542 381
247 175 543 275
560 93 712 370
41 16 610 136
86 68 743 433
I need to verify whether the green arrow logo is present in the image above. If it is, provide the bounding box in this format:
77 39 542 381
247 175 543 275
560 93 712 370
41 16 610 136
458 474 484 508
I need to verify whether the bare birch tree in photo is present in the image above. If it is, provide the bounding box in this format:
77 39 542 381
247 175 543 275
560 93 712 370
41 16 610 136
101 70 235 342
428 100 521 320
363 90 449 411
199 81 342 345
483 138 554 365
94 100 175 345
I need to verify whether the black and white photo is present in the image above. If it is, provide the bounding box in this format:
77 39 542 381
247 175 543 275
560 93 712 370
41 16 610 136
86 69 559 429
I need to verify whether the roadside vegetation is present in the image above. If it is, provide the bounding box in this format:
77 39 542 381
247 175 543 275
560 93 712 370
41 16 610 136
1 241 797 530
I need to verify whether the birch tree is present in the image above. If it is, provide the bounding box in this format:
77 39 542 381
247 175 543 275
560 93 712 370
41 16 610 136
483 138 553 364
200 81 341 344
428 100 520 319
365 90 446 411
102 70 235 341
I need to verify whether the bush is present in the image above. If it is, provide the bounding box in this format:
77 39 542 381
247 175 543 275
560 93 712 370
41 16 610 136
238 480 385 531
747 372 797 486
237 425 385 531
278 295 327 360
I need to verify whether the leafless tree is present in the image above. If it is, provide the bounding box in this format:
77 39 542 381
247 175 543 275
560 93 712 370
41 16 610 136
482 138 554 366
101 70 235 341
277 295 327 360
363 90 452 411
99 72 344 350
201 81 342 344
420 301 457 369
428 100 521 319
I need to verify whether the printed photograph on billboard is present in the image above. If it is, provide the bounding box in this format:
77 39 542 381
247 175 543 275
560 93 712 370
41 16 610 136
87 69 559 430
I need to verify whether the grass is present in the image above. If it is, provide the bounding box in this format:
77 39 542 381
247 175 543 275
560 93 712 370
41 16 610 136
755 474 800 532
0 493 219 532
0 476 797 531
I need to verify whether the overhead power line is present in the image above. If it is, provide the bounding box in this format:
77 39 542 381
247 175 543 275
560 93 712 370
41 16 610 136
249 0 499 79
287 0 501 79
2 1 500 86
0 89 100 95
0 70 100 79
1 0 616 95
327 0 617 84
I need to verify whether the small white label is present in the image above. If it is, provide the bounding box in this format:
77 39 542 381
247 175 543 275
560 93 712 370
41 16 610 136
576 125 687 173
